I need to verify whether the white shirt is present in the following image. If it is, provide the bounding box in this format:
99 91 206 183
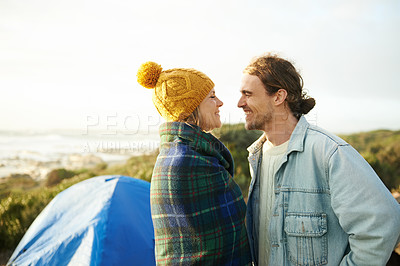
258 139 289 265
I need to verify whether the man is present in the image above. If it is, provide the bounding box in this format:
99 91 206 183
238 53 400 265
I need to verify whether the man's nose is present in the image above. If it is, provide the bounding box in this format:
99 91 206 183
237 96 245 108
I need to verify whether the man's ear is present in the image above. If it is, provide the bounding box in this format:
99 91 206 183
274 89 287 106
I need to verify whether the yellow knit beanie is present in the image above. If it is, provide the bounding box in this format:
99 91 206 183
137 62 214 121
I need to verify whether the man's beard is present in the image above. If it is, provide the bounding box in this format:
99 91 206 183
245 112 272 131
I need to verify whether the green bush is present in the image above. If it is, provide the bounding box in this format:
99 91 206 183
0 175 38 199
45 168 77 187
0 156 159 252
216 124 263 198
0 173 92 251
0 191 55 250
101 153 158 183
341 130 400 191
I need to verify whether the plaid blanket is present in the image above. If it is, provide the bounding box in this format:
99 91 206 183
151 122 251 265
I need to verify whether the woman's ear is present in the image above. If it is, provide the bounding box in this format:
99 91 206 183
274 89 287 106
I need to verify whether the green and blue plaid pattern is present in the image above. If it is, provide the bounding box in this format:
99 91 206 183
150 122 251 265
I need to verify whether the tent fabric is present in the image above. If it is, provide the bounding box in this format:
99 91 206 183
8 175 155 266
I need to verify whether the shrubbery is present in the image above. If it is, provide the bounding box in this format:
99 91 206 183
216 124 263 197
0 154 159 253
0 173 93 251
45 168 77 187
340 129 400 191
1 126 399 258
0 174 38 199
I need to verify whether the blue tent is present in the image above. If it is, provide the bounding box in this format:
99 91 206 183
8 175 155 265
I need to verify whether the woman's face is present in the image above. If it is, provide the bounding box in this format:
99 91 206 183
199 88 223 131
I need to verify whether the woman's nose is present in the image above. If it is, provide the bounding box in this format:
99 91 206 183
217 97 223 107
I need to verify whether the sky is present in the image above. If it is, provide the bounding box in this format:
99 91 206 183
1 0 399 134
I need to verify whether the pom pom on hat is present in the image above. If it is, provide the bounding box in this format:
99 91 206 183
136 61 214 122
137 61 163 89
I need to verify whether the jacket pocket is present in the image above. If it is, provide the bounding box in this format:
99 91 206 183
284 213 328 266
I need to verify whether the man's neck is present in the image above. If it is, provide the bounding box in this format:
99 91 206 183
264 114 298 146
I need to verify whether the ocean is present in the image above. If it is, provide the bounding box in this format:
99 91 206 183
0 130 160 180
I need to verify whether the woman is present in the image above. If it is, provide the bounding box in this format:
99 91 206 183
137 62 251 265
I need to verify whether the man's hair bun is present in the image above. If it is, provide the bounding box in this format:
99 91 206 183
300 97 316 115
137 61 163 89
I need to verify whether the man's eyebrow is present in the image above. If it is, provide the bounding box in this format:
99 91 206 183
240 89 252 94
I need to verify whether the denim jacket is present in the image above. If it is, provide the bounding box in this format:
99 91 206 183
246 116 400 266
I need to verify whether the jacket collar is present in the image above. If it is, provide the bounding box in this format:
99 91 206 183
247 133 267 155
247 116 310 155
286 115 309 154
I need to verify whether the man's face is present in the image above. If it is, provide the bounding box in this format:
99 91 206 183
237 74 275 131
